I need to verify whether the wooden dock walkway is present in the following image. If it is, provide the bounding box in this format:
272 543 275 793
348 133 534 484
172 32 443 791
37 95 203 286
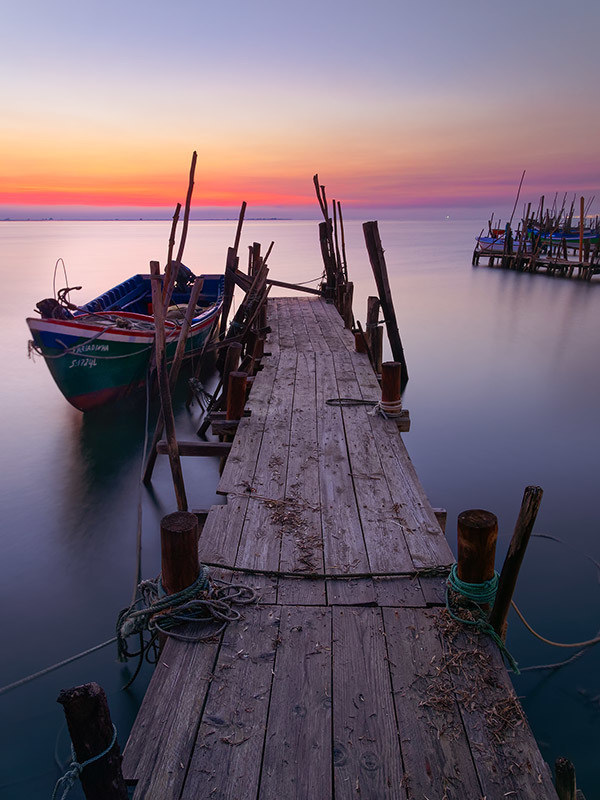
122 296 558 799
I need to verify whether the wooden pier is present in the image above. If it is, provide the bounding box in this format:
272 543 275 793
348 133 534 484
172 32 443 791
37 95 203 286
121 296 559 799
473 247 600 281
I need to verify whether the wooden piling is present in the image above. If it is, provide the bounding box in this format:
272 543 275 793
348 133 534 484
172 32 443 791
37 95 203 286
456 509 498 584
57 682 127 800
222 342 243 404
362 221 408 386
160 511 200 595
555 757 576 800
150 261 188 511
489 486 543 637
226 371 248 421
381 361 402 407
354 331 368 354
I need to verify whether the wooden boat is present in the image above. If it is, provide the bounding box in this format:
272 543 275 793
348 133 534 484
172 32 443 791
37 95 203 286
475 234 532 254
27 267 223 411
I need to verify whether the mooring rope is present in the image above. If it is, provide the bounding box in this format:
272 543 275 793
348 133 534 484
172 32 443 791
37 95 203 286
201 561 452 580
370 399 404 419
511 600 600 649
116 571 257 675
445 564 520 673
51 724 117 800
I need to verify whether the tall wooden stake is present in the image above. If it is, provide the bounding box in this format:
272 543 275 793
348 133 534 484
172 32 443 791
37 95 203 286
489 486 543 637
143 276 206 484
150 261 188 510
363 221 408 387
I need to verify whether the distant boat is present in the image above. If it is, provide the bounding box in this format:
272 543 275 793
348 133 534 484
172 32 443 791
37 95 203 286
475 234 532 254
27 267 223 411
529 228 600 247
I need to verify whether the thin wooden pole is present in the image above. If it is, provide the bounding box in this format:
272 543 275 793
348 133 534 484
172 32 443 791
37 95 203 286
163 152 198 311
232 201 247 257
219 247 238 338
162 203 181 302
457 509 498 584
221 342 243 405
143 276 206 484
175 151 197 264
150 261 188 510
579 196 585 262
489 486 543 637
160 511 200 595
57 683 127 800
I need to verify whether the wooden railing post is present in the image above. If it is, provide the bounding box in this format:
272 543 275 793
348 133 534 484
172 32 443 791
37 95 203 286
57 683 128 800
160 511 200 595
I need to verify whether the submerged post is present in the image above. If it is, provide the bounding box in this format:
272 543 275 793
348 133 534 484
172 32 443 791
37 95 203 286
160 511 200 595
57 683 127 800
489 486 543 637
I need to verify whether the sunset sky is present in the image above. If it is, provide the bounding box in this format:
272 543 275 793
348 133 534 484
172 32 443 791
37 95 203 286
2 0 599 219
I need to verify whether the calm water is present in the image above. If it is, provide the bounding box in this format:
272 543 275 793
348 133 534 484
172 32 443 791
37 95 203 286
0 219 598 798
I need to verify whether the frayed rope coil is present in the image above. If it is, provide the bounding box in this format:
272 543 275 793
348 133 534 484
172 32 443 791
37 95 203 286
116 568 257 664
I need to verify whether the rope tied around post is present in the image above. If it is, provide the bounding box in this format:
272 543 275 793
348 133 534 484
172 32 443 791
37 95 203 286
116 568 257 668
445 563 520 673
51 724 117 800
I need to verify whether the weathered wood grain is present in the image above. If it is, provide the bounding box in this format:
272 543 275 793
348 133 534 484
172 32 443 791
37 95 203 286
260 606 332 798
278 343 326 605
383 606 483 799
314 351 375 605
332 607 404 799
123 626 222 798
181 605 281 799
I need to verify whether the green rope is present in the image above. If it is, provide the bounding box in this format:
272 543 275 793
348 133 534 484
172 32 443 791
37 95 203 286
445 564 520 674
116 568 256 669
51 724 117 800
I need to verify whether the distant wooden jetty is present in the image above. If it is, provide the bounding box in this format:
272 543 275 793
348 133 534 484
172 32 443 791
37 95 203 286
119 294 559 799
474 192 600 281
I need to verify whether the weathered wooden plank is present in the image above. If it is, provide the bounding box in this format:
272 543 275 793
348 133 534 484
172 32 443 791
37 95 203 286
332 607 404 799
332 347 414 575
383 606 483 799
216 351 279 496
278 344 326 605
314 351 375 605
373 576 427 607
297 295 334 355
446 619 558 799
123 627 222 797
259 606 332 798
232 346 297 601
181 605 281 799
